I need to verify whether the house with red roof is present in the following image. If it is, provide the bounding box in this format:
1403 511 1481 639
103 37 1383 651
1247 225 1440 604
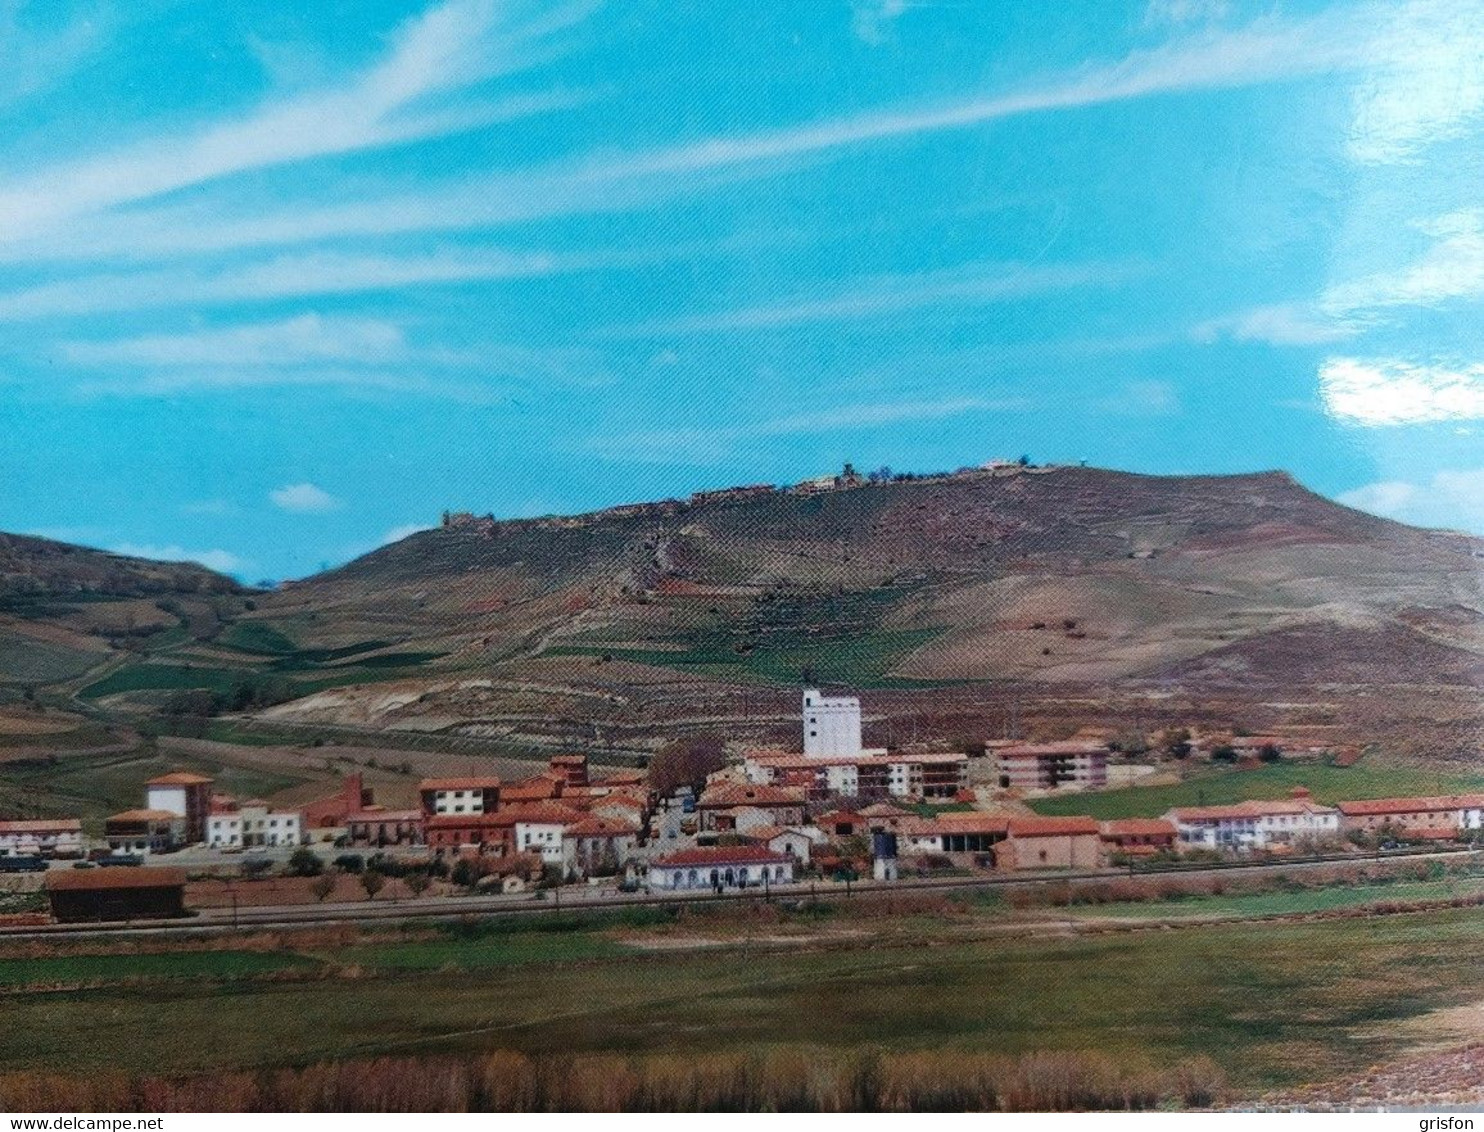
990 742 1108 792
418 777 502 818
0 817 83 859
103 809 185 855
1166 788 1339 851
1336 794 1484 840
346 807 425 848
1099 818 1178 857
563 816 642 876
144 771 214 843
647 844 794 891
425 811 519 854
997 816 1103 871
301 773 375 838
695 783 806 832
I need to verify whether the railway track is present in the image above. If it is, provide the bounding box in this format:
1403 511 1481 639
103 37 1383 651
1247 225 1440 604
3 844 1476 940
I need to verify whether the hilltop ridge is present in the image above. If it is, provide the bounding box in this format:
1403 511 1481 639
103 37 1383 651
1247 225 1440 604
5 465 1482 760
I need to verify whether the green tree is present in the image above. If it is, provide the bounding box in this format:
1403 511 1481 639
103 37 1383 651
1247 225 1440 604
404 871 432 898
287 847 323 877
309 873 336 902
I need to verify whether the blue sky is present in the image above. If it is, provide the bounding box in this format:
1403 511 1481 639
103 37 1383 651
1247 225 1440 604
3 0 1484 581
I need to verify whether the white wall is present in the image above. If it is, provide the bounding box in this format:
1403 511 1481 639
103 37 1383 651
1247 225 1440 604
803 689 862 758
146 785 188 818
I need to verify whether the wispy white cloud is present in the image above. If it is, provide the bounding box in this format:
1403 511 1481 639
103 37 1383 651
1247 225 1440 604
606 9 1377 183
1192 302 1360 346
110 542 245 574
61 315 608 399
1323 209 1484 316
0 247 571 320
269 483 341 514
1319 356 1484 425
1338 467 1484 533
64 314 407 367
0 0 598 243
1346 0 1484 164
589 395 1029 464
615 260 1136 335
0 5 1398 268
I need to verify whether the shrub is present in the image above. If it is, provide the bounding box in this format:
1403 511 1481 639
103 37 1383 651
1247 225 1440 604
333 854 365 874
287 848 323 877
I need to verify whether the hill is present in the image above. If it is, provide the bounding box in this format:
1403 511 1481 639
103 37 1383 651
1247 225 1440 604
0 535 243 688
7 466 1484 760
231 465 1484 755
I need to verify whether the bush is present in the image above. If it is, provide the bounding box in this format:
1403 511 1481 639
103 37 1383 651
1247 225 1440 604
287 848 323 877
333 853 365 874
450 858 481 888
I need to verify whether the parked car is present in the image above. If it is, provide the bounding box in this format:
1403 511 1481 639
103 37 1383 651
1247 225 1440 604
98 854 144 867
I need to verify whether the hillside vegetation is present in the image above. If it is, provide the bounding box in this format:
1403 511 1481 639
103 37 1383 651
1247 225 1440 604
4 466 1483 760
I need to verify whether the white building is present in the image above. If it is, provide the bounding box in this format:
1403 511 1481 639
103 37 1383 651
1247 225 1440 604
207 801 304 849
648 846 794 891
514 818 571 865
1167 790 1339 852
803 688 862 757
418 777 501 817
0 818 83 858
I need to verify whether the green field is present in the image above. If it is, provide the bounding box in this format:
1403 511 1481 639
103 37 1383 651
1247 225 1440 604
552 627 941 688
1070 873 1484 921
0 746 309 827
1028 760 1484 819
2 902 1484 1096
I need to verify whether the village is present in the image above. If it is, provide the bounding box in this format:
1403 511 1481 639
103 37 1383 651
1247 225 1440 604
3 687 1482 925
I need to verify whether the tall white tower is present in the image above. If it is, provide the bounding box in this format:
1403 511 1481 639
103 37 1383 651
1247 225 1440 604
802 688 862 757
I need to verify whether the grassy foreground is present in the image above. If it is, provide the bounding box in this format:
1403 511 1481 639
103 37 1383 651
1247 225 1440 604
2 899 1484 1109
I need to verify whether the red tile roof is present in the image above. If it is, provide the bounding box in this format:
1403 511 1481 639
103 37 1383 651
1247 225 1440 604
1336 794 1484 816
1170 798 1337 822
0 818 82 833
427 813 516 831
651 845 789 868
418 777 502 792
146 772 214 786
1007 816 1101 837
501 776 561 802
564 817 640 837
593 771 647 787
105 809 182 823
346 809 423 823
47 866 187 891
505 803 584 825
